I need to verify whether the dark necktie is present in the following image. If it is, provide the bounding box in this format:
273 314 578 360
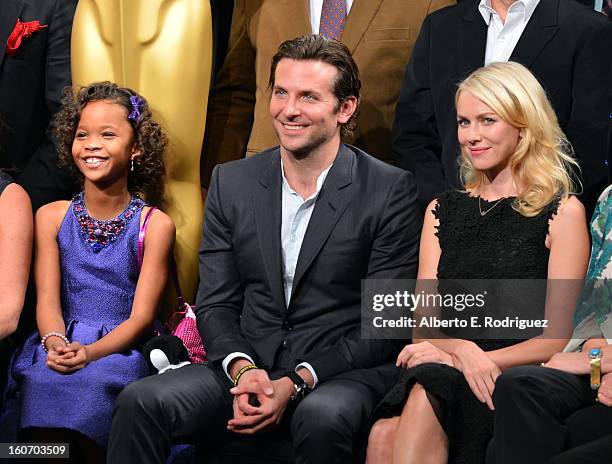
319 0 347 40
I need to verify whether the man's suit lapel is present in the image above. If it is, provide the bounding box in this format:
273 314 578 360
290 145 353 305
0 0 24 66
253 151 287 313
341 0 384 53
458 1 487 79
510 0 559 67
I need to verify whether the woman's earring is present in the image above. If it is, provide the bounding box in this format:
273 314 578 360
130 157 135 172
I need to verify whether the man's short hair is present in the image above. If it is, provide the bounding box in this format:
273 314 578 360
269 34 361 138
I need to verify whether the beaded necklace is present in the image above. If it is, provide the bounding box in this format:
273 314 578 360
72 192 145 253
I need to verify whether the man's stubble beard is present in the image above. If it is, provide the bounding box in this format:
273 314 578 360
280 130 338 161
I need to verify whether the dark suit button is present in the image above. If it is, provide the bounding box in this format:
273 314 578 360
282 339 288 348
282 321 292 331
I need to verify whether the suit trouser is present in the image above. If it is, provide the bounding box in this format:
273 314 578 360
490 365 612 464
548 435 612 464
107 363 381 464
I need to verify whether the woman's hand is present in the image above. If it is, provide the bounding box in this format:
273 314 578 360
597 372 612 406
542 352 589 375
396 341 454 369
583 338 608 353
452 341 501 410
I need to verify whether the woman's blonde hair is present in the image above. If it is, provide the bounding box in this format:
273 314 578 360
456 61 579 217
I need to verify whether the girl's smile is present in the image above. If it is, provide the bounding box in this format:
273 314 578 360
82 156 108 168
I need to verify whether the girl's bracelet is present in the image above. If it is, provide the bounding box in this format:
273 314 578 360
41 332 70 353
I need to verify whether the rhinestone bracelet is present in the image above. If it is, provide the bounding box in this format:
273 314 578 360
41 332 70 353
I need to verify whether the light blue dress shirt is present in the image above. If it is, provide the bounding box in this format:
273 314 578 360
281 161 332 305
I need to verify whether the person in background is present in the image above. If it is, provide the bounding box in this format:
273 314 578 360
0 0 78 211
210 0 234 87
200 0 454 193
575 0 612 17
392 0 611 216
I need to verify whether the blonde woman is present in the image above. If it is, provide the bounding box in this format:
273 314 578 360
366 62 590 464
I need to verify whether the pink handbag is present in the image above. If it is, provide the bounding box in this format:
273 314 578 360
138 207 206 364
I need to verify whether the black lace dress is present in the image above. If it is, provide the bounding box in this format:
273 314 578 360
375 190 560 464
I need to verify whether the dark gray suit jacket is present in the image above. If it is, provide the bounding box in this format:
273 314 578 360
393 0 612 215
196 144 421 395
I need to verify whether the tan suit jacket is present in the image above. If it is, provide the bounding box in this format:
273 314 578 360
201 0 454 187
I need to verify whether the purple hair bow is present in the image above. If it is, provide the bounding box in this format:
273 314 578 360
128 95 144 122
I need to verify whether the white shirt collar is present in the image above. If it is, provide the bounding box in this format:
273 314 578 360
478 0 539 25
280 158 332 201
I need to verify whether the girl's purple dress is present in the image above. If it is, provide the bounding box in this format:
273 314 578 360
0 193 150 446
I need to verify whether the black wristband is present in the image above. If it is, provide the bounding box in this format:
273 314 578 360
284 370 311 403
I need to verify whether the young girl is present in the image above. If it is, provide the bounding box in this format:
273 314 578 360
366 62 590 464
0 82 175 455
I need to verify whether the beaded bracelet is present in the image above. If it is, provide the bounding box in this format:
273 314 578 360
233 364 258 386
41 332 70 353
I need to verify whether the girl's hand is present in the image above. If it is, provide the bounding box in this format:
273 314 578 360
53 342 90 373
396 341 454 368
46 349 69 373
542 351 589 375
452 341 501 411
44 336 75 374
44 336 68 353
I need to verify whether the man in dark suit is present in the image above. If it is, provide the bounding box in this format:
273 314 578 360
393 0 612 215
0 0 77 211
108 35 421 463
